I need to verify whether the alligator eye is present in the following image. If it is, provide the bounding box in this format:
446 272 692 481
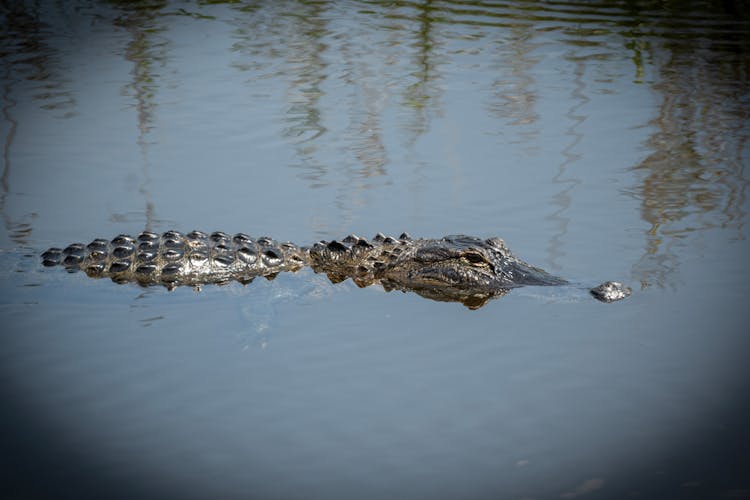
462 252 489 266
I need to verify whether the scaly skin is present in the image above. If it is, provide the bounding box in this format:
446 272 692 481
308 233 573 309
42 231 631 305
41 230 308 288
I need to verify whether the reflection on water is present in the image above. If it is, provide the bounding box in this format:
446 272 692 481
628 22 749 289
547 56 586 271
0 1 61 246
110 1 169 231
395 0 445 143
487 23 540 142
2 1 744 285
0 1 76 116
279 4 328 145
0 5 746 301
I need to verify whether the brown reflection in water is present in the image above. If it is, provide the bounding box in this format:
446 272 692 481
0 1 71 245
398 0 444 144
278 3 331 188
280 9 328 142
626 25 749 289
229 3 349 190
3 0 747 291
547 56 587 273
488 24 540 146
109 0 169 232
228 1 396 233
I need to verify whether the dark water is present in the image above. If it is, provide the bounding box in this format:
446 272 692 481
1 1 749 499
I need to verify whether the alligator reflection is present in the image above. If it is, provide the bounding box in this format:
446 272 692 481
326 272 510 310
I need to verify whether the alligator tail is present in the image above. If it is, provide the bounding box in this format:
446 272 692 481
41 230 308 287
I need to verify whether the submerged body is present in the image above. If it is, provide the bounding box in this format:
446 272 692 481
42 230 631 306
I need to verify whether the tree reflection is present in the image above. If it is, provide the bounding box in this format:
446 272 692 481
0 0 73 245
623 4 750 289
108 0 169 231
2 0 748 295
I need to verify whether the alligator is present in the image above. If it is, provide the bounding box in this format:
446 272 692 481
41 230 632 307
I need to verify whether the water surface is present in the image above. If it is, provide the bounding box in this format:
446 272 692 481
1 1 749 499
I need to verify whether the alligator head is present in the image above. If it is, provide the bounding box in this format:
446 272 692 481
308 234 569 309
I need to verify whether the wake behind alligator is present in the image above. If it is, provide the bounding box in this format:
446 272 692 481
41 230 631 308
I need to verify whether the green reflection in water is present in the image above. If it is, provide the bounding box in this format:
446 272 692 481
108 0 170 231
1 0 748 291
0 1 71 245
628 42 749 289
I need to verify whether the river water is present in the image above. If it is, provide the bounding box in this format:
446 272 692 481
1 1 749 499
